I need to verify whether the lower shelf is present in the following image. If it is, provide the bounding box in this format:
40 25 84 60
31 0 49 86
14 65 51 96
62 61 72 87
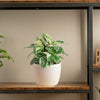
93 64 100 71
0 82 89 93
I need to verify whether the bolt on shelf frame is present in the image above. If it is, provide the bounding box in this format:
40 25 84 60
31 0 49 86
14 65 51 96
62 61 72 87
0 2 99 100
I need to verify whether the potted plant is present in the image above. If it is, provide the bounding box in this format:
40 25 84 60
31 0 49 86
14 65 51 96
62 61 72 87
27 33 67 86
0 35 14 67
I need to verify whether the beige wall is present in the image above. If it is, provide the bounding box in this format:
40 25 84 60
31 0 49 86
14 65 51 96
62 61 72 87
0 10 98 100
93 10 100 100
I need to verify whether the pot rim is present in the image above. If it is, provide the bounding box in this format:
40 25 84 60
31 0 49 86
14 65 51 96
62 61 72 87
33 62 61 67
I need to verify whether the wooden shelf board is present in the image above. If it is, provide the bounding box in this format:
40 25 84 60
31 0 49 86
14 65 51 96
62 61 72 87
0 82 89 91
93 64 100 68
0 0 100 3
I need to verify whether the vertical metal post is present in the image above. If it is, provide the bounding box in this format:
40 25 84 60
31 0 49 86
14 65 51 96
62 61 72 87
87 6 93 100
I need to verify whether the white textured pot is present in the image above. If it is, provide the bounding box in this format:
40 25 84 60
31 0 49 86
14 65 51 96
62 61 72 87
33 63 61 86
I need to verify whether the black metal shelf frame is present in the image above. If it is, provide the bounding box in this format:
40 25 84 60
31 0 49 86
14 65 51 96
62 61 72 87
0 2 98 100
0 89 90 94
93 67 100 71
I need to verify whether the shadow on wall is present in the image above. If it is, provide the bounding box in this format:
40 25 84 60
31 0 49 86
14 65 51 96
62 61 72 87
80 10 87 83
0 94 82 100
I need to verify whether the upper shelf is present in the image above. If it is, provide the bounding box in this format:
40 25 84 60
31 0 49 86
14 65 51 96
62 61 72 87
0 0 100 3
0 82 89 93
0 1 100 9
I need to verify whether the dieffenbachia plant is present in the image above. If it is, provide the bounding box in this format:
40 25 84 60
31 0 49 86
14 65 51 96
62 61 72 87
0 35 14 67
27 33 67 68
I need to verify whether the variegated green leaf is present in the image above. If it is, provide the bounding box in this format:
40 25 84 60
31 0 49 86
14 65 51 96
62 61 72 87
53 40 64 45
40 57 47 68
34 46 43 53
53 45 59 51
45 47 55 54
52 55 60 64
42 33 52 45
35 53 46 59
47 61 53 66
48 55 60 64
30 57 39 65
35 38 43 47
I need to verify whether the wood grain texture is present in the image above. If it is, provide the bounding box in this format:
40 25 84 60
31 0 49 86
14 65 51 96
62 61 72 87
0 0 100 3
0 82 89 90
93 64 100 68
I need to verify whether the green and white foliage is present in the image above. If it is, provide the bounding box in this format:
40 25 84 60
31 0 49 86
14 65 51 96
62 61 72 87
27 33 67 68
0 35 14 67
